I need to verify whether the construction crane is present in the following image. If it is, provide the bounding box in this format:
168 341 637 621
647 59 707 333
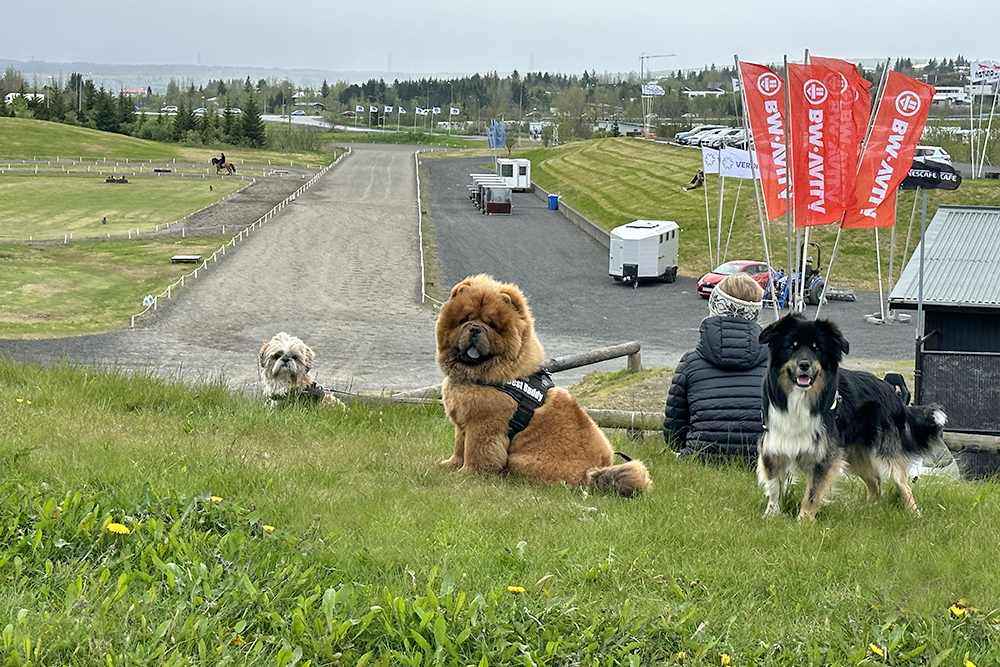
639 53 677 81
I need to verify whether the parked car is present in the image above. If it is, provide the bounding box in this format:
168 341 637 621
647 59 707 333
160 105 178 114
689 127 732 147
674 124 725 144
680 126 728 146
192 107 207 116
696 260 771 298
913 145 952 165
705 128 746 149
291 109 306 116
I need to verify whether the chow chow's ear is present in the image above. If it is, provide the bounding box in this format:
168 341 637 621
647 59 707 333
498 284 527 314
759 314 799 345
449 277 474 300
259 341 272 368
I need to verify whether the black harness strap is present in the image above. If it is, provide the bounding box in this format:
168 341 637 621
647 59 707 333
480 369 555 439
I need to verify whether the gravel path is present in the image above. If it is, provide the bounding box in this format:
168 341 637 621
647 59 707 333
0 145 441 395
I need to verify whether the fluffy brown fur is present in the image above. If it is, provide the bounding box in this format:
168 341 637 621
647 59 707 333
436 274 651 497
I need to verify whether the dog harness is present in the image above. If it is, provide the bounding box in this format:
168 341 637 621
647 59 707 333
481 369 555 439
272 382 327 403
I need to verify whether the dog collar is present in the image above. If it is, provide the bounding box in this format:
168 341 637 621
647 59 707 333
479 369 555 439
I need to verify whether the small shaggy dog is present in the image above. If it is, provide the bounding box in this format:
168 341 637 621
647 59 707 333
436 275 651 497
258 332 343 406
757 315 946 520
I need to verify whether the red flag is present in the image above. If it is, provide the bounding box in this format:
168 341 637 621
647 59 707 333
842 71 935 228
787 62 856 227
739 61 788 220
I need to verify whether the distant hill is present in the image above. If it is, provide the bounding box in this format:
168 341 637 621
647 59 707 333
1 58 470 92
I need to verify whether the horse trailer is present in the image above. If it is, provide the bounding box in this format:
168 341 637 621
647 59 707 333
609 220 679 287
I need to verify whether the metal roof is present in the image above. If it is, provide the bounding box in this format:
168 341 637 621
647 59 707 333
889 205 1000 309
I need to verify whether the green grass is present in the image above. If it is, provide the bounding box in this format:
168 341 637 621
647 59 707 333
0 175 245 241
1 360 999 665
0 236 230 337
519 138 1000 288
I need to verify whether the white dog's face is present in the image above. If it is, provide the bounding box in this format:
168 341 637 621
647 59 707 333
259 332 315 396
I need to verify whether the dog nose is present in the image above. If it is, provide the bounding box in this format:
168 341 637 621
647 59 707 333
797 360 811 372
469 325 481 337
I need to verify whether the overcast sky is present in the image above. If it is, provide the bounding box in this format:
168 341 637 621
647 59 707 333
5 0 996 79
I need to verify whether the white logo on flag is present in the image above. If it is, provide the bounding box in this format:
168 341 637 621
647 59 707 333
701 147 720 174
719 146 758 180
895 91 922 117
756 73 782 96
803 79 828 105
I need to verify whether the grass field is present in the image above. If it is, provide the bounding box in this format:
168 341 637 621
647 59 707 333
320 128 485 149
1 360 999 665
518 138 1000 289
0 175 245 241
0 236 231 337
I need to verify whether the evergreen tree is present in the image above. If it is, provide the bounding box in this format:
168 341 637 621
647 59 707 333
172 102 197 140
321 79 330 98
241 93 266 147
93 87 118 132
116 90 135 133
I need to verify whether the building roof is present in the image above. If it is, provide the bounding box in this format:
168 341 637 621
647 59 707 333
889 205 1000 309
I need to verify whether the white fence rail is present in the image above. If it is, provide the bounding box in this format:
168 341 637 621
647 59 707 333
129 149 351 328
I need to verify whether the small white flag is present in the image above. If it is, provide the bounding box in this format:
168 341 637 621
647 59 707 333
369 105 378 113
701 147 720 174
432 106 441 114
731 77 741 92
385 105 393 113
416 107 426 115
355 105 364 112
450 106 460 115
719 146 757 179
399 107 406 114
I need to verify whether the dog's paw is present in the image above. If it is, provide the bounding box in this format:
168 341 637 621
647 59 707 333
440 456 463 468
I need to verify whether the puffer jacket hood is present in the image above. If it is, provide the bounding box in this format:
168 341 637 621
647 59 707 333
696 316 768 371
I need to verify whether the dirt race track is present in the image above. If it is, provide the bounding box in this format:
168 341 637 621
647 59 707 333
0 145 918 396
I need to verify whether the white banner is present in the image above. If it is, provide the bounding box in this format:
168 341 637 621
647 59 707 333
432 106 442 114
384 105 393 113
416 107 426 115
701 147 720 174
719 146 759 179
450 106 460 115
641 82 665 96
369 105 378 113
971 60 1000 83
355 105 364 112
399 107 406 114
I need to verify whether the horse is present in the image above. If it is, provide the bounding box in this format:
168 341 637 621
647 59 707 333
211 157 237 175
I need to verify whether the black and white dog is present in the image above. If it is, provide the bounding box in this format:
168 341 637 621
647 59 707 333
757 315 947 520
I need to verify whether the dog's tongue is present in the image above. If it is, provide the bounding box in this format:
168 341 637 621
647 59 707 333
466 346 481 360
796 375 811 387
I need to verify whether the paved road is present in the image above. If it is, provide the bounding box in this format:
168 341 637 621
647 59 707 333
429 156 918 375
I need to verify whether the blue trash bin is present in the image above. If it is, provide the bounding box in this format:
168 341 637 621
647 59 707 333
548 194 559 210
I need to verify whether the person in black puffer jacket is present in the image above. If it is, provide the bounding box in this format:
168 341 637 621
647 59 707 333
663 272 768 462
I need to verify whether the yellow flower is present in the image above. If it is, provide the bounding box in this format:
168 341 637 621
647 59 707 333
210 496 223 502
15 398 30 404
106 522 130 535
262 524 275 532
507 585 525 593
950 604 967 618
870 643 884 658
720 653 731 666
964 660 976 667
677 651 686 660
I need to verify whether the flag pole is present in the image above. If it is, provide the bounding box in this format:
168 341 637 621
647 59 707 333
980 79 998 179
716 172 726 266
735 54 781 319
704 169 714 270
781 55 799 311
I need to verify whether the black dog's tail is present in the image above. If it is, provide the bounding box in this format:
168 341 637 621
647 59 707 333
903 404 948 455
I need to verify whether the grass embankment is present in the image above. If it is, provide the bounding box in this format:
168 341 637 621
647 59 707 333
0 175 244 241
1 360 998 665
320 128 484 149
0 236 228 337
519 138 1000 289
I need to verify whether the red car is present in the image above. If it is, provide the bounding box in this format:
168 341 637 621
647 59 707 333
696 260 771 298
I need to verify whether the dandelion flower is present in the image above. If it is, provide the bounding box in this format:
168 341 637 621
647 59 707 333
677 651 686 660
107 522 130 535
720 653 731 665
870 644 884 658
262 524 275 532
210 496 223 503
964 660 976 667
950 604 968 618
507 586 525 593
16 398 23 403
